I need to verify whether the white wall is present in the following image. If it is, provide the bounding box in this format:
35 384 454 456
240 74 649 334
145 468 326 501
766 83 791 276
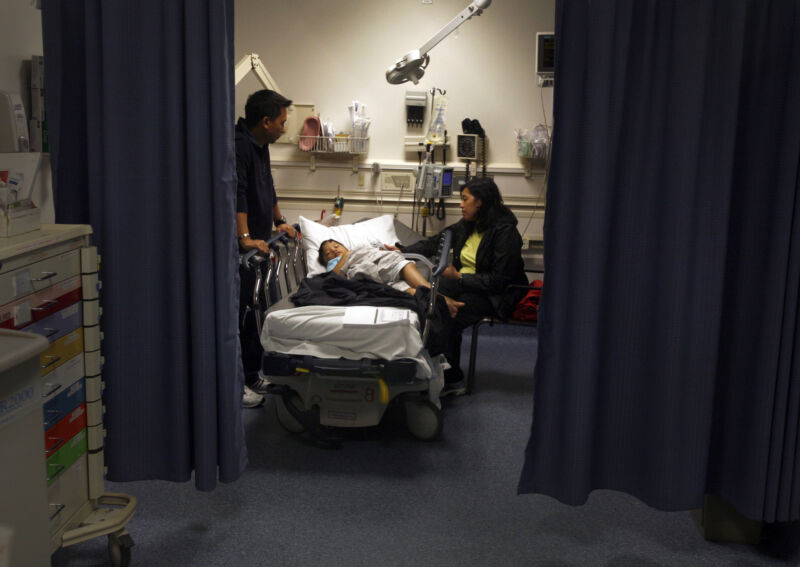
0 1 553 246
235 0 554 245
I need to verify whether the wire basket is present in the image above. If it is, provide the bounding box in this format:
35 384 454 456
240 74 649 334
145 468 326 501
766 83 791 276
298 136 369 155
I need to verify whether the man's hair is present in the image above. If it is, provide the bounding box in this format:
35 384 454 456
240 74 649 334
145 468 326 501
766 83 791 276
244 90 293 127
317 239 343 266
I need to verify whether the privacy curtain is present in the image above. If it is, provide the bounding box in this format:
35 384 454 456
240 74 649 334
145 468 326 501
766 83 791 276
41 0 247 490
520 0 800 522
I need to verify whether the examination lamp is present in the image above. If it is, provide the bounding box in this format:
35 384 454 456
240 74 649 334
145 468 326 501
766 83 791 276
385 0 492 85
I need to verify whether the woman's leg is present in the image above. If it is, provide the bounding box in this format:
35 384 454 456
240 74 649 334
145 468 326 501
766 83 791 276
437 280 494 383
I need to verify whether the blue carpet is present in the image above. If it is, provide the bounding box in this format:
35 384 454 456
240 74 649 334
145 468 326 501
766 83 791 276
51 326 799 566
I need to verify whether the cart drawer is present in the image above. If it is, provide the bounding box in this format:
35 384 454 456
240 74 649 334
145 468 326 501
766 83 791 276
40 327 83 377
46 429 87 486
25 302 82 344
0 249 81 306
41 354 84 405
43 377 85 431
0 275 81 330
47 453 88 536
45 403 87 457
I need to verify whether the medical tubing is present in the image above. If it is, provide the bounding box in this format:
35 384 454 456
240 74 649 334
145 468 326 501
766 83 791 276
435 198 445 220
481 136 487 177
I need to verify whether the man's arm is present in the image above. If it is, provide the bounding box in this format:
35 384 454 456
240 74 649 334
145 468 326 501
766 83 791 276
272 204 296 238
237 212 272 254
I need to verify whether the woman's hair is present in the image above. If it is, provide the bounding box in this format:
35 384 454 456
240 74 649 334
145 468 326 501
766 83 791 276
317 239 343 265
462 177 508 232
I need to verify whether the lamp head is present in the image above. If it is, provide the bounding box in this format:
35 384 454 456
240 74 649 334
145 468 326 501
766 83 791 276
385 50 430 85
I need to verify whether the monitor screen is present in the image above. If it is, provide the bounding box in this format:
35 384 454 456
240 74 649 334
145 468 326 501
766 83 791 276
536 32 555 75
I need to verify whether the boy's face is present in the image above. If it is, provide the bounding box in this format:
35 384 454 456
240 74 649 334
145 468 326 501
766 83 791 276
321 241 347 263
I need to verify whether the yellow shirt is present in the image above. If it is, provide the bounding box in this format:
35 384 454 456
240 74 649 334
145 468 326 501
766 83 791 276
459 230 484 274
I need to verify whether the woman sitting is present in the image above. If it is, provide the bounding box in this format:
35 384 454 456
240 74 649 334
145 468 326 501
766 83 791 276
388 177 528 396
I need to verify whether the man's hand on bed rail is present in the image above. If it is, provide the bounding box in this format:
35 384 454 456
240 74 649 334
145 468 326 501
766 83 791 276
239 232 292 256
239 235 273 255
276 222 296 238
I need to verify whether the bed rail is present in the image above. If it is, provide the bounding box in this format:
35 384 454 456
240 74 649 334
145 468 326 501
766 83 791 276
422 229 453 347
240 231 299 327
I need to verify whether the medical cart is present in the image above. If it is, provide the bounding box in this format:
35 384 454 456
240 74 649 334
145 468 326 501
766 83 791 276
0 224 135 566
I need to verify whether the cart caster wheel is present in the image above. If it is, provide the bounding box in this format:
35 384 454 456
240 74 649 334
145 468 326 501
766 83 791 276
405 399 442 440
108 531 134 567
275 392 306 433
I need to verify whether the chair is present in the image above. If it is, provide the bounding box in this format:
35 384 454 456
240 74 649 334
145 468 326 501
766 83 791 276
465 280 541 395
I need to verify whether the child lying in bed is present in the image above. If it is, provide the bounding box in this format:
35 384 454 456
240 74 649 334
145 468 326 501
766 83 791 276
318 239 464 317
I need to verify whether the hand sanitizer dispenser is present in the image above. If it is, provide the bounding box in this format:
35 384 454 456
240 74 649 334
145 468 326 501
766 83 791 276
0 91 30 152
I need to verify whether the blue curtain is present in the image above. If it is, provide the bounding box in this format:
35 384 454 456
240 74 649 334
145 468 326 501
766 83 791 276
41 0 247 490
520 0 800 522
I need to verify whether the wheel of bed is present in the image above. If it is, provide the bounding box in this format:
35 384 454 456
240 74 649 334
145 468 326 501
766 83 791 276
404 397 443 441
274 391 305 433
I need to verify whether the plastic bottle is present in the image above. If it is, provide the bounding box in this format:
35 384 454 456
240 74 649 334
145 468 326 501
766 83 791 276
425 98 447 145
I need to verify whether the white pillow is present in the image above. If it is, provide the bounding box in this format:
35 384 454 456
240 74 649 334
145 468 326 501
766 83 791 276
299 214 400 277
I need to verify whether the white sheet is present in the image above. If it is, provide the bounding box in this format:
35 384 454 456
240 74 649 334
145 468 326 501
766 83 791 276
261 305 435 378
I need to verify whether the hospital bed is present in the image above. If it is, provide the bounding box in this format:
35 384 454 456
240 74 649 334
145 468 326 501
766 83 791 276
242 215 451 442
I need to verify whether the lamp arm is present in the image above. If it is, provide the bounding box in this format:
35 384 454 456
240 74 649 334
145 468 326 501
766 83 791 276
234 53 282 94
385 0 491 85
418 0 491 56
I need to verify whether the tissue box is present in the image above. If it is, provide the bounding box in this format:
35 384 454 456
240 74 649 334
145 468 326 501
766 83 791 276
0 204 40 237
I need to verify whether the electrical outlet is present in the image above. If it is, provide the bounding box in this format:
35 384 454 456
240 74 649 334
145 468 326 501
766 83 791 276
357 172 365 187
521 237 530 250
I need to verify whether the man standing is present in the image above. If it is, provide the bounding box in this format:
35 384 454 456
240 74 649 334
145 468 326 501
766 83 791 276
236 89 296 407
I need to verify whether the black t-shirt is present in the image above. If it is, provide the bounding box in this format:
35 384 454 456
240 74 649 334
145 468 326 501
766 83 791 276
235 117 277 240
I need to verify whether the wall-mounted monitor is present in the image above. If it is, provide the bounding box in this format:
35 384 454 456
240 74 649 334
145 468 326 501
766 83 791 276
535 32 555 77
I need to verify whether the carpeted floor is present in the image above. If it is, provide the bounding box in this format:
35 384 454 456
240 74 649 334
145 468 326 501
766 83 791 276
51 326 800 566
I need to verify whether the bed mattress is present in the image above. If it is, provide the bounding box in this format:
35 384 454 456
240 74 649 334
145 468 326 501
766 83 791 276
260 305 436 378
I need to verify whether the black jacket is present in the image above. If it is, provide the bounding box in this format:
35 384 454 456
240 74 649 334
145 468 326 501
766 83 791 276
400 207 528 319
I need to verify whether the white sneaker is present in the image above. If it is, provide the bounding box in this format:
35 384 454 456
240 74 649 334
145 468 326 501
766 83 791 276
249 375 272 395
242 385 265 408
440 380 467 398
